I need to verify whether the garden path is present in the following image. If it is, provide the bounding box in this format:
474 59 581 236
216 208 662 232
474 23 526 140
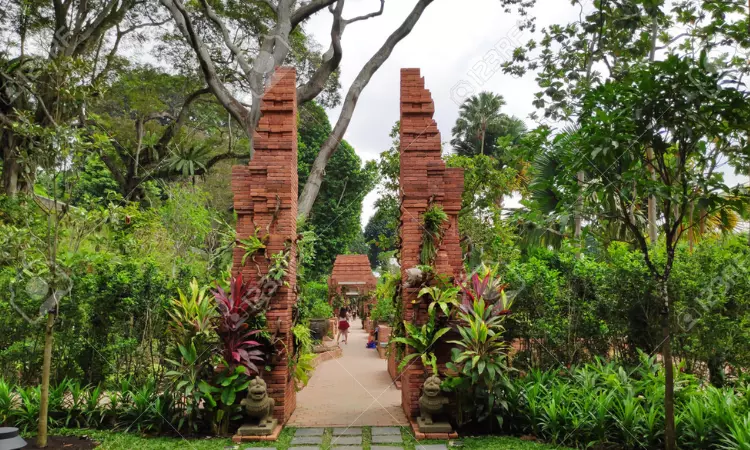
288 326 408 427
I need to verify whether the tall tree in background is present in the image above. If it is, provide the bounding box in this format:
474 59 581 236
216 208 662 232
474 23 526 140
450 92 525 157
298 102 376 278
0 0 160 196
504 0 750 244
364 122 399 269
557 56 750 450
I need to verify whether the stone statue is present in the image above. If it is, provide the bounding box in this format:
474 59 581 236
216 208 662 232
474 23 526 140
417 375 452 433
236 378 277 436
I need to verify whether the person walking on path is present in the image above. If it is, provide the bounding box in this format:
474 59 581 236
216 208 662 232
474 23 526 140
337 307 350 345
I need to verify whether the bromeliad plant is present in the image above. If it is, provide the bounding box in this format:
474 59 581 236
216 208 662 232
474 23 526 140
392 307 451 375
212 273 265 375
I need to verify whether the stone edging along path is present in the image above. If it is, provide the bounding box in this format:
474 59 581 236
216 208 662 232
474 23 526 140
288 426 447 450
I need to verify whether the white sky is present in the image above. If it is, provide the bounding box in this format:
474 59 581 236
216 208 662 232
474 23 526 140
303 0 748 228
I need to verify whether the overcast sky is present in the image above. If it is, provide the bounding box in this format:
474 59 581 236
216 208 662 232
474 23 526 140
303 0 748 229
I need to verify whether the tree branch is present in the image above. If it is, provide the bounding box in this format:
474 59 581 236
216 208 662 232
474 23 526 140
160 0 251 132
154 87 210 156
298 0 434 218
344 0 384 25
290 0 338 29
199 0 254 79
297 0 345 104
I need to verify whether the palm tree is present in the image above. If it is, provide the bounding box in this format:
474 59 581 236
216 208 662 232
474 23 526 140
451 92 521 157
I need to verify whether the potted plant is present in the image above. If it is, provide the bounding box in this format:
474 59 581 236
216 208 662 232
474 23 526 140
307 299 333 340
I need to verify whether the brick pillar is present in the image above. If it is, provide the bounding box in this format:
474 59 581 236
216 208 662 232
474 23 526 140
399 68 464 419
231 67 298 423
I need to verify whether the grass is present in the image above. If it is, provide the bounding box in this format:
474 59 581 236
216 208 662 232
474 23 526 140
46 427 570 449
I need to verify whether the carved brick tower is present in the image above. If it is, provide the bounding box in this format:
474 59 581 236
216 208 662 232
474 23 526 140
399 68 464 418
231 67 298 422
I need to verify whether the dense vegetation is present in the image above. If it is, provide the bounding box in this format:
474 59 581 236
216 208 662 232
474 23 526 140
2 0 750 449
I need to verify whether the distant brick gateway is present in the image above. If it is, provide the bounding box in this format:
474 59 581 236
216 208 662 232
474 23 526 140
328 254 377 314
399 68 464 419
231 66 298 423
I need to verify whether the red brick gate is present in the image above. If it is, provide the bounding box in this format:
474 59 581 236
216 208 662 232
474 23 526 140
231 67 298 423
398 68 464 418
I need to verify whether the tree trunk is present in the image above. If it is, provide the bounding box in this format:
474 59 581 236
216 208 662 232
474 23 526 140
297 0 435 218
480 125 486 155
658 279 676 450
37 311 55 448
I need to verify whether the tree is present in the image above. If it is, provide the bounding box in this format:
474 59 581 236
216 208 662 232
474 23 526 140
156 0 450 219
364 122 399 268
503 0 750 245
552 55 750 450
0 0 163 196
298 102 376 278
450 92 525 157
90 65 244 199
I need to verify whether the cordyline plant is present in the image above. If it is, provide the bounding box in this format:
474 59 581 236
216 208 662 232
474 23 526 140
212 273 265 376
459 264 512 315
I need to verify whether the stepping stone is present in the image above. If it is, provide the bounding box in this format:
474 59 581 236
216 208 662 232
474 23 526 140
295 428 326 436
327 447 363 450
282 447 318 450
372 434 403 444
291 435 324 445
330 435 361 445
331 427 363 436
371 427 402 435
415 445 448 450
371 447 404 450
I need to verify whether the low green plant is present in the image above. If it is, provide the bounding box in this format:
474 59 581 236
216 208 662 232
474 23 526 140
0 378 13 426
721 413 750 450
11 385 41 432
392 307 450 375
199 365 251 435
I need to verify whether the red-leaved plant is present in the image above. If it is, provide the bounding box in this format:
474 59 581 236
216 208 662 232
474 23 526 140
212 273 265 375
459 264 512 316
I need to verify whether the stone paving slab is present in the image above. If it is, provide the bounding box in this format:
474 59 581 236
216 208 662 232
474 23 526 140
330 435 361 445
331 427 363 436
372 434 403 444
326 447 363 450
284 447 318 450
295 428 326 436
291 436 324 445
414 445 448 450
371 446 404 450
371 426 402 435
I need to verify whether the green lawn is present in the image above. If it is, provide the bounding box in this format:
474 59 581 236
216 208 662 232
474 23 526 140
49 428 570 450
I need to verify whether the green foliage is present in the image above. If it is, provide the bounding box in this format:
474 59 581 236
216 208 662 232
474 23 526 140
198 366 251 435
419 205 449 266
308 298 333 319
298 102 377 278
238 227 268 266
489 355 750 449
392 307 450 375
290 324 316 390
419 285 459 318
297 280 328 322
444 298 512 431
